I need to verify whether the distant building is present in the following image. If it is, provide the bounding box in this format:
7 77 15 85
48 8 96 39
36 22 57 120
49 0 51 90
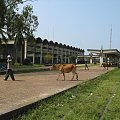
76 48 120 66
0 37 84 64
87 49 120 65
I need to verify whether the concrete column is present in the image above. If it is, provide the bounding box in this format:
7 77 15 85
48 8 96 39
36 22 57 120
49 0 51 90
68 57 70 63
40 44 43 64
52 55 54 64
57 48 59 63
57 56 59 63
24 40 27 59
33 53 35 64
90 58 92 64
61 55 63 63
65 51 66 63
52 46 54 64
76 58 77 64
100 56 103 65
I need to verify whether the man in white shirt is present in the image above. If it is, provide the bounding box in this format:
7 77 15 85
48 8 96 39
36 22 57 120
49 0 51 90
4 55 15 81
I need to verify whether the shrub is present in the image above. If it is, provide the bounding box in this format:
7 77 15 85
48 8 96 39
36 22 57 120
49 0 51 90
23 58 31 65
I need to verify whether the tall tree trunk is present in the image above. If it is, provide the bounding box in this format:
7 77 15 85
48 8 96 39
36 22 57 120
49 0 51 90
20 45 23 65
15 45 18 63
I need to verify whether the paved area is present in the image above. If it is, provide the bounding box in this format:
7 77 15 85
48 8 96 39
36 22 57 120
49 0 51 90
0 66 114 116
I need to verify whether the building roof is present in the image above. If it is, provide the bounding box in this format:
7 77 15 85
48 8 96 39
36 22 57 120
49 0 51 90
87 49 120 56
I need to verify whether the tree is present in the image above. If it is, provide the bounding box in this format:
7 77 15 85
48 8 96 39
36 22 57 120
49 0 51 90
12 5 39 64
0 0 39 64
70 55 76 64
44 52 52 64
0 0 22 42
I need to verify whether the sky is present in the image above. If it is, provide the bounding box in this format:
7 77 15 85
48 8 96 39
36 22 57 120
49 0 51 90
25 0 120 54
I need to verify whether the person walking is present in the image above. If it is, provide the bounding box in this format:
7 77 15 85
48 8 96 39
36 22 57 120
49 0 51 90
4 55 15 81
85 58 89 70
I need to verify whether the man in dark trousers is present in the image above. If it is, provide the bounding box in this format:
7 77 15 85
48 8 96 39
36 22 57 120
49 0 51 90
4 55 15 81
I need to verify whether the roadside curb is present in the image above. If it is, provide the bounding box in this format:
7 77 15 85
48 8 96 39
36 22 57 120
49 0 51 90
0 84 78 120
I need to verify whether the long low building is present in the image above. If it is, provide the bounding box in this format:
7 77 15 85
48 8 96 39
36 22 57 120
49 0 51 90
76 48 120 66
0 37 84 64
87 48 120 65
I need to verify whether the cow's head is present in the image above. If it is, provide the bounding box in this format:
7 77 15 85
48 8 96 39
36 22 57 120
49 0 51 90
50 64 57 70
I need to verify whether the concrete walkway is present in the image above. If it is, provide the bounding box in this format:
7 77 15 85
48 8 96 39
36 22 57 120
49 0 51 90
0 66 114 118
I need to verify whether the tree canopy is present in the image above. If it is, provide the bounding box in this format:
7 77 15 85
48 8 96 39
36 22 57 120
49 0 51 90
0 0 39 43
0 0 39 64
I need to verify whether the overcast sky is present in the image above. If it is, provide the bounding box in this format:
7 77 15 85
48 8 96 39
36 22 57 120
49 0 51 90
25 0 120 54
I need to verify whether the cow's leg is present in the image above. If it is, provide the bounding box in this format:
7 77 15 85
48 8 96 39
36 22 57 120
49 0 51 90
71 71 75 80
75 71 78 80
107 66 108 70
62 72 65 80
57 72 61 80
72 71 78 80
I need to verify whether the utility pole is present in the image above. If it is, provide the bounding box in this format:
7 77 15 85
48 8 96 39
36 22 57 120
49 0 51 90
52 26 54 41
48 26 49 40
110 25 112 49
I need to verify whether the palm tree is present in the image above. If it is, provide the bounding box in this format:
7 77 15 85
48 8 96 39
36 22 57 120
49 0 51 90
13 5 38 64
13 14 26 64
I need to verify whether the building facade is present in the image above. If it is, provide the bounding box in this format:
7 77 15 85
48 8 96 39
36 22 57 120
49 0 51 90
0 37 84 64
87 49 120 65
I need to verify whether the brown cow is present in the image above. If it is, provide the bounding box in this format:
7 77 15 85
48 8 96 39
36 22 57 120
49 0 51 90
50 64 78 81
102 62 109 70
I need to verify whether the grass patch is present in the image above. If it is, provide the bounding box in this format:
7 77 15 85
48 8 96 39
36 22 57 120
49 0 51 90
13 64 44 69
0 64 49 75
13 64 48 74
11 68 120 120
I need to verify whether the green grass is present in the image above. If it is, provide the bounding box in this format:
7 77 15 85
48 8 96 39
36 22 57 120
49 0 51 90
0 64 45 75
11 68 120 120
13 64 44 69
11 64 49 74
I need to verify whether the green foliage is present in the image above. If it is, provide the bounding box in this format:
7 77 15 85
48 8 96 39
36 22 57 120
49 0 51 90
0 0 7 43
0 0 39 64
0 0 6 27
44 52 53 64
70 55 76 63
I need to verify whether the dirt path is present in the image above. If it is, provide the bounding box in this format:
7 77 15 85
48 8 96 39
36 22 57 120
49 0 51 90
0 66 114 115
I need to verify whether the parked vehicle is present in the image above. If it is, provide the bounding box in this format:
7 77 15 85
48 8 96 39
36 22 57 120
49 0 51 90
0 59 7 72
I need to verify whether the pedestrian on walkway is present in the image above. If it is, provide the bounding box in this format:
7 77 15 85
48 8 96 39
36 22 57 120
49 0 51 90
85 59 89 70
4 55 15 81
